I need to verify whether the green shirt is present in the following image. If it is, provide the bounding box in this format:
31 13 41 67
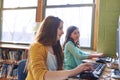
64 41 89 70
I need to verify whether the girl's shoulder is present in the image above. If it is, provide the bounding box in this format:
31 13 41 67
66 41 74 45
29 42 48 56
30 42 46 50
31 41 44 46
65 41 75 47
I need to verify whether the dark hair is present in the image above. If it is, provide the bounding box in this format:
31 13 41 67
34 16 63 70
35 16 62 45
63 26 79 48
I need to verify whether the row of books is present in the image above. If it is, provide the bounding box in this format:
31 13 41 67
0 64 18 79
0 48 27 61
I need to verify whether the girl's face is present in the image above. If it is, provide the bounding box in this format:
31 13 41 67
57 21 64 40
70 29 80 43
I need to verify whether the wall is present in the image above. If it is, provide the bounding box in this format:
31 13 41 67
97 0 120 57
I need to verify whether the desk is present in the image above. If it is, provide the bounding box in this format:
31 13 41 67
68 59 119 80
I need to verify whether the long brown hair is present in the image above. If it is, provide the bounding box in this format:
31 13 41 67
35 16 63 70
63 26 80 49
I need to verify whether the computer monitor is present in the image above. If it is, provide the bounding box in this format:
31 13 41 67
117 16 120 70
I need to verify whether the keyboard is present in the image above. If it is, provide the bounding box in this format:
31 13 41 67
96 57 112 63
92 63 106 76
105 57 112 62
78 63 106 80
111 69 120 78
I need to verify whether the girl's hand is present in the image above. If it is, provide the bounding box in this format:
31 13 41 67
75 63 93 73
97 53 104 57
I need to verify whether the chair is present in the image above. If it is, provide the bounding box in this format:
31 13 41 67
18 60 27 80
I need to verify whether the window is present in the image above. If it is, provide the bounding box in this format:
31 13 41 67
47 0 93 5
44 0 95 48
0 0 38 44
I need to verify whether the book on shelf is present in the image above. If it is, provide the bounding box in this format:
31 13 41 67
0 64 18 79
0 43 28 79
0 49 27 63
0 49 2 60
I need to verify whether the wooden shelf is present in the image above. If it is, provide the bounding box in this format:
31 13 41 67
0 78 9 80
0 77 17 80
0 60 19 65
0 43 29 49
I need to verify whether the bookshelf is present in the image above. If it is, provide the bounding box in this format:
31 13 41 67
0 43 29 80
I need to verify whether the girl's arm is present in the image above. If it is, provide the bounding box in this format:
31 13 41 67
44 63 93 80
88 53 104 59
65 41 89 60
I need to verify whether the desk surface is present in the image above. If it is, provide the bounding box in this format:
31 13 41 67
68 59 119 80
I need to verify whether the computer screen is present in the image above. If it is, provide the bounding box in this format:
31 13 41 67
117 16 120 70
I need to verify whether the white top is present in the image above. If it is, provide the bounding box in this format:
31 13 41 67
47 52 57 71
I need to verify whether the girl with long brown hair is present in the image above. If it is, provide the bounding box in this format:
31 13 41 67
26 16 93 80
